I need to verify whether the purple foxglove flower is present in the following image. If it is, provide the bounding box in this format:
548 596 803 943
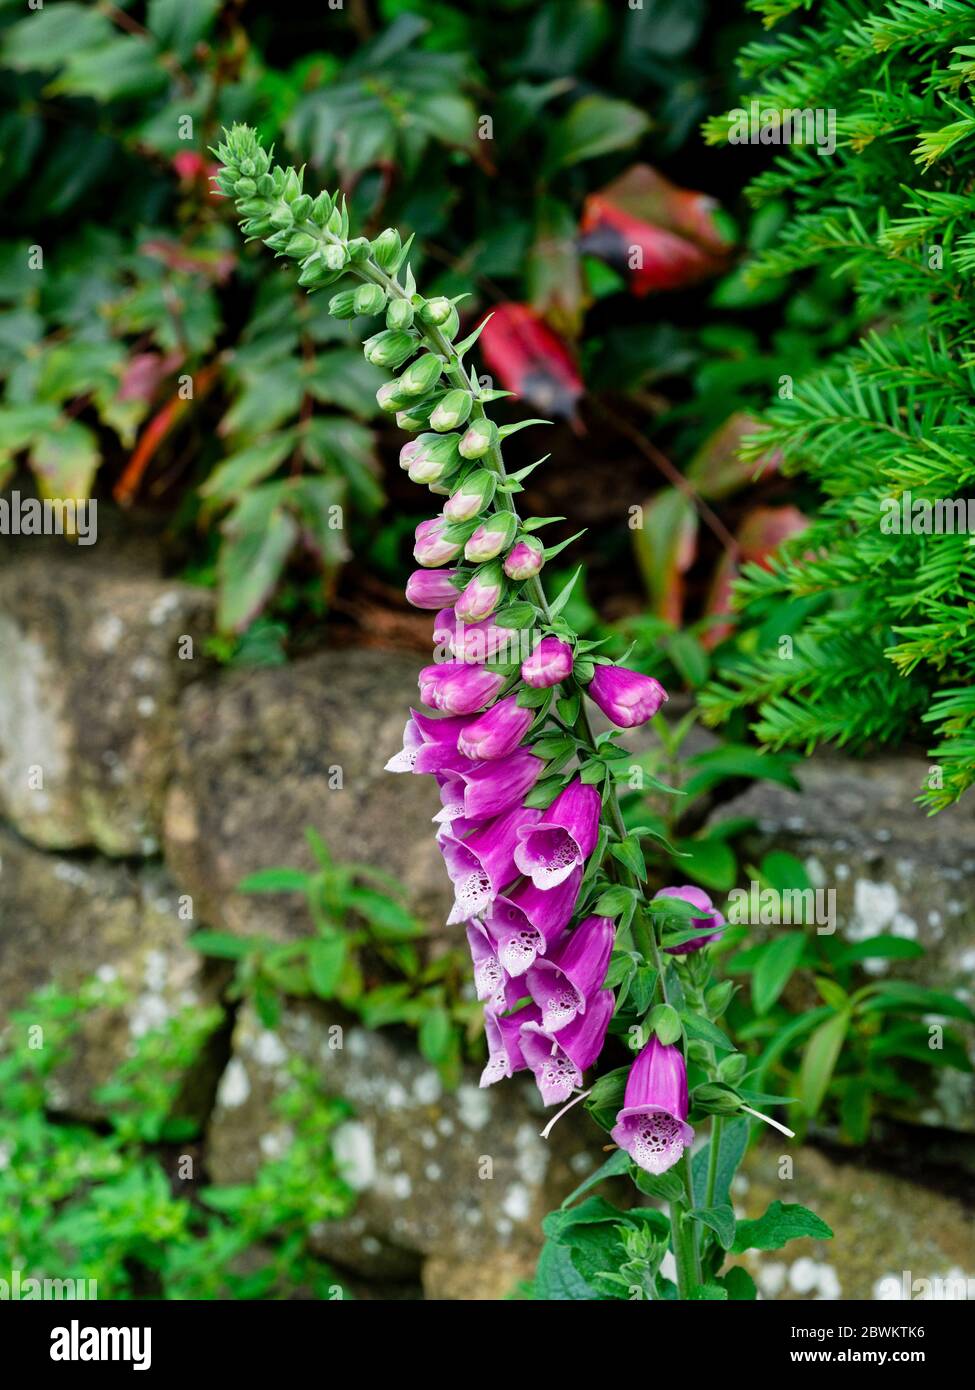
482 866 582 976
466 921 506 1010
480 995 540 1088
453 746 542 821
587 663 668 728
455 562 504 622
439 804 541 923
525 915 614 1033
610 1037 695 1176
514 779 601 889
443 469 496 522
504 536 544 581
418 661 505 715
405 568 459 609
521 635 573 688
520 988 614 1106
458 695 532 761
450 616 512 665
414 517 463 567
385 708 471 776
656 884 726 955
464 512 517 563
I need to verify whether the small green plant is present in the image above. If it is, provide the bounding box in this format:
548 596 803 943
0 982 353 1299
190 829 480 1087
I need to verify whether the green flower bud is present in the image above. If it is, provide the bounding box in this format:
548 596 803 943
347 236 372 262
328 289 359 319
717 1052 748 1085
353 282 386 315
256 173 275 196
376 380 413 413
283 167 302 202
286 231 319 259
443 469 496 522
297 260 333 288
238 197 266 218
372 228 402 270
396 353 444 398
419 297 453 326
464 510 517 562
705 980 735 1018
363 330 417 370
311 191 334 225
430 389 472 432
439 305 460 340
387 298 415 331
238 157 256 177
291 193 313 221
322 242 348 272
269 202 294 230
235 176 257 197
458 417 498 460
395 393 444 431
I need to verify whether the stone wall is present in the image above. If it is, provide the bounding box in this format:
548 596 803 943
1 533 972 1298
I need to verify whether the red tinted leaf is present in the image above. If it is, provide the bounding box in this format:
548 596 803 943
686 413 779 501
478 303 583 419
633 489 698 625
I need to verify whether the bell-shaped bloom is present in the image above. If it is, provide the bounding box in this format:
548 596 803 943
443 469 496 522
520 989 614 1106
482 866 581 976
525 915 614 1033
385 708 471 776
418 661 505 715
464 512 517 563
610 1037 695 1175
448 746 542 821
514 779 600 889
521 635 573 688
458 695 532 761
466 921 506 1011
587 663 668 728
655 884 726 955
504 536 544 581
439 804 541 924
414 516 464 567
455 562 504 622
405 568 459 610
480 994 540 1088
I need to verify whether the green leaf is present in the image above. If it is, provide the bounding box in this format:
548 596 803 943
751 932 806 1015
418 1005 453 1064
547 565 583 619
692 1117 748 1207
188 930 252 961
648 1003 681 1046
799 1009 851 1117
633 1166 684 1203
560 1149 632 1208
547 95 651 170
732 1201 833 1253
308 937 347 998
688 1204 736 1250
672 835 737 891
237 868 310 894
533 1240 602 1301
680 1011 734 1051
217 487 299 633
835 935 925 965
717 1266 757 1300
610 836 647 882
593 886 636 916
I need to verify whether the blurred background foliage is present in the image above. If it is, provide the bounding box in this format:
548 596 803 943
0 0 856 673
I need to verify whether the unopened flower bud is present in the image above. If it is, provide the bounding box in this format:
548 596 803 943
328 289 358 319
387 298 415 331
371 228 402 269
430 389 472 432
455 561 504 622
377 380 411 413
414 517 466 567
322 242 348 271
404 432 461 485
395 395 442 432
419 297 453 325
443 470 496 522
405 568 460 610
397 353 443 398
503 536 544 580
521 636 573 689
464 512 517 562
363 330 417 369
459 417 498 460
353 282 386 316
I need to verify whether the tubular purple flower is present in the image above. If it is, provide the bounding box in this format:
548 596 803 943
480 995 539 1088
414 517 464 567
520 988 614 1106
447 615 516 665
458 695 533 761
656 884 726 955
482 866 582 976
521 635 573 688
514 779 601 889
455 562 504 622
418 661 505 714
439 804 542 924
385 708 472 776
450 746 542 821
525 915 615 1033
466 921 506 1010
504 536 545 581
610 1036 695 1176
464 512 517 563
587 663 668 728
405 568 460 609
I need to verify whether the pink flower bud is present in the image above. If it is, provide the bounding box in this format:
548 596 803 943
405 568 459 609
587 664 667 727
521 636 573 688
504 536 544 580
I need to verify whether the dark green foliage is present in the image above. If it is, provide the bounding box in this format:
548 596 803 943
701 0 975 809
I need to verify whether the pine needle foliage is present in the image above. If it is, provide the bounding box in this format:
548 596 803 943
700 0 975 811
